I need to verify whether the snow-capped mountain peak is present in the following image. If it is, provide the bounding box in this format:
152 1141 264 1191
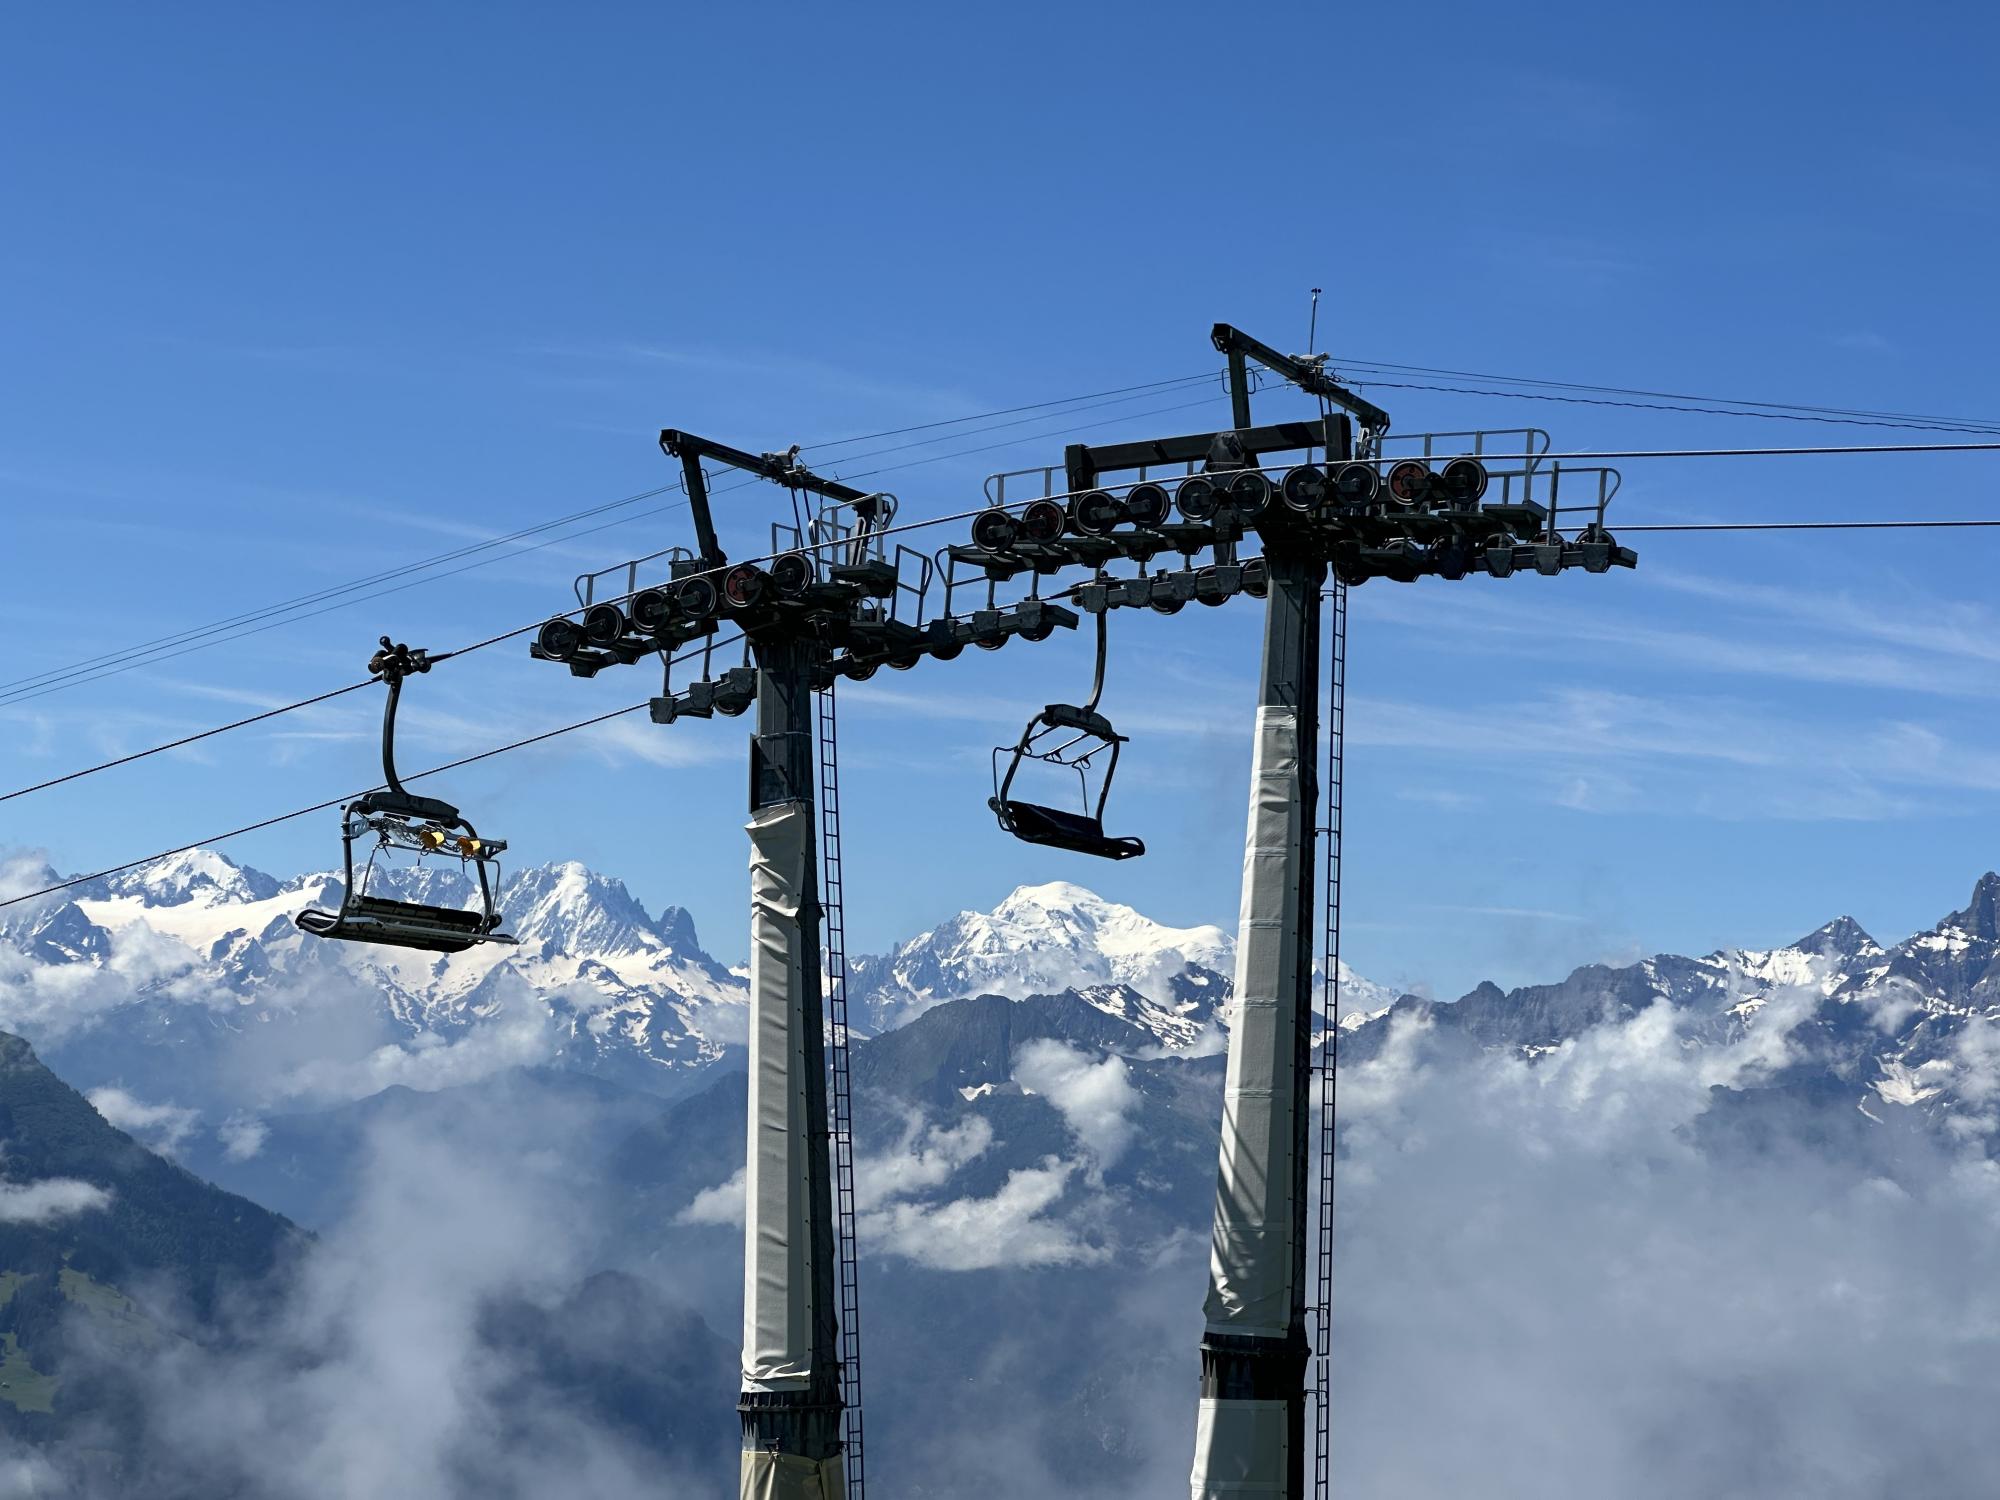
94 848 279 908
1939 870 2000 944
1793 914 1881 960
501 861 669 957
847 881 1238 1040
988 881 1232 969
19 846 1396 1088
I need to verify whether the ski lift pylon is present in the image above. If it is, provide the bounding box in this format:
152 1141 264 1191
989 609 1145 861
295 638 517 953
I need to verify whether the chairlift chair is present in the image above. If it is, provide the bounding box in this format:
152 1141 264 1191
988 612 1145 861
295 638 518 954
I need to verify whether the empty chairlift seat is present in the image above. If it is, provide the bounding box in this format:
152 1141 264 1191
294 790 515 954
989 613 1147 862
990 702 1146 861
294 638 518 953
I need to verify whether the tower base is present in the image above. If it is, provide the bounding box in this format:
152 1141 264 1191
740 1449 845 1500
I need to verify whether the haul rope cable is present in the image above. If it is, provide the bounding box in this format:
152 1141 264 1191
0 389 1255 803
12 489 2000 905
0 703 647 911
12 500 2000 808
0 478 1145 805
1408 441 2000 460
0 630 751 910
795 370 1226 452
0 482 679 705
1341 378 2000 435
10 435 2000 809
0 500 699 712
0 371 1228 707
0 678 378 806
18 358 1958 707
13 382 1946 711
0 382 1218 708
799 373 1228 467
1618 519 2000 532
1327 357 2000 434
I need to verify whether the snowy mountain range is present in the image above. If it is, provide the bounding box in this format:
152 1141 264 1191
0 850 1311 1115
8 852 2000 1496
6 845 2000 1137
1332 872 2000 1143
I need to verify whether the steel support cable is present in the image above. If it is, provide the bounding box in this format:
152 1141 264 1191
645 381 1239 539
0 679 377 808
8 504 1998 899
1345 378 2000 435
17 428 1989 712
11 478 2000 816
0 598 728 809
3 372 1228 708
0 700 648 912
0 471 1194 809
796 369 1223 453
0 498 703 713
50 409 1970 813
833 390 1248 482
0 386 1265 799
805 378 1226 472
0 482 686 703
14 367 1974 707
1618 519 2000 531
1328 356 2000 434
1513 441 2000 459
0 628 749 911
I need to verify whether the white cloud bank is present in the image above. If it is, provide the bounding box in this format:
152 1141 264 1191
1326 994 2000 1498
88 1087 200 1157
0 1177 112 1225
1013 1038 1139 1180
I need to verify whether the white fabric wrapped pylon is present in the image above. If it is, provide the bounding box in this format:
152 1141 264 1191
742 801 820 1391
1191 702 1305 1499
1203 703 1303 1337
741 1450 845 1500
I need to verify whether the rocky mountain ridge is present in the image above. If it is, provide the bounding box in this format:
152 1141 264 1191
0 853 1287 1113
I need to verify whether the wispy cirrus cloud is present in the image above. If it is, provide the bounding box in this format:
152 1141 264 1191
1359 575 2000 699
530 343 985 421
1350 684 2000 821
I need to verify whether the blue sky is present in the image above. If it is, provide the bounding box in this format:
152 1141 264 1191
4 2 1999 999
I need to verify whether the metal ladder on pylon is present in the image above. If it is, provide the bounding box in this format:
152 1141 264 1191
816 681 866 1498
1312 579 1347 1500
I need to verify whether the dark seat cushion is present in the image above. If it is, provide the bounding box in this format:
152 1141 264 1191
992 799 1145 861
